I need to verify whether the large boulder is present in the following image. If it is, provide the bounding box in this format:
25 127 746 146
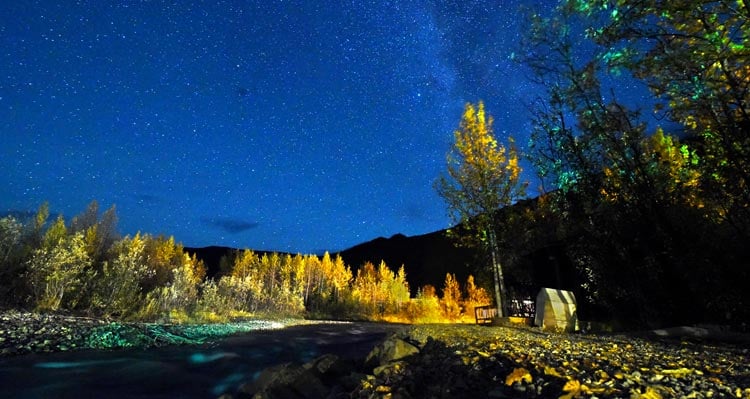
364 336 419 369
239 362 327 399
238 354 355 399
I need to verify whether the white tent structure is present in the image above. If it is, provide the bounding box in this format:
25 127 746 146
534 288 578 332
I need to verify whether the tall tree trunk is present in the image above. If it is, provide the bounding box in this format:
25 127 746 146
488 229 508 317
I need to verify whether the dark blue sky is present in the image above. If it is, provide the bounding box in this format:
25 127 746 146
1 1 552 253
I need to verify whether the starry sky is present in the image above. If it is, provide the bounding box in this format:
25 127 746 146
2 0 555 254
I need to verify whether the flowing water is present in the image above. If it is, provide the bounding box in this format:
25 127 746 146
0 322 401 399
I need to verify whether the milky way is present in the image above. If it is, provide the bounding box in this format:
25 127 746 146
1 1 553 253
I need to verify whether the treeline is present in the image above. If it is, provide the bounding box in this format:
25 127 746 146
431 0 749 329
0 201 489 323
487 0 750 328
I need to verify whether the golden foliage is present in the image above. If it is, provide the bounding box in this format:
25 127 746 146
439 101 526 220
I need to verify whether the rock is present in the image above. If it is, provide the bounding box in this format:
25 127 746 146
364 336 419 369
373 360 406 377
240 362 329 399
488 388 511 398
340 371 369 392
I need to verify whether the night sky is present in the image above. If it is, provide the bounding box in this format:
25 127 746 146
2 1 554 254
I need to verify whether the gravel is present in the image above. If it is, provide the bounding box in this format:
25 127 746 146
355 324 750 398
0 310 315 357
3 311 749 398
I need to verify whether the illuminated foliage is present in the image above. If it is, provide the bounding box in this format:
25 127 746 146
27 231 94 312
141 235 185 292
42 216 68 250
590 0 750 217
523 0 750 326
440 273 462 321
352 261 378 314
70 200 119 261
3 200 500 324
405 285 442 323
437 101 527 317
579 0 750 226
349 261 411 318
139 251 205 321
462 275 491 321
91 233 151 318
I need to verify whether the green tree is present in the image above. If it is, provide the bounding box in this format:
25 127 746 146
436 101 527 317
521 0 748 326
583 0 750 230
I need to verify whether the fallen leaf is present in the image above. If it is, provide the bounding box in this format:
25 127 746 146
631 386 664 399
544 365 564 378
661 368 693 378
559 379 582 399
505 367 532 386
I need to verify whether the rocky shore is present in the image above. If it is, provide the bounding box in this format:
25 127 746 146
2 311 749 398
0 310 301 356
236 325 750 399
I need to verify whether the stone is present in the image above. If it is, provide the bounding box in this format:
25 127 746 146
365 336 419 369
303 354 353 387
240 362 329 399
340 372 370 392
372 360 406 377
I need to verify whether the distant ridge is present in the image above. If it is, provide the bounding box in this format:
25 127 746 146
335 230 478 293
185 228 478 292
187 197 579 297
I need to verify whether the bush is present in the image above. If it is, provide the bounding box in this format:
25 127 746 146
26 232 94 312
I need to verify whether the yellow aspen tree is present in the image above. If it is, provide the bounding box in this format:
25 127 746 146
330 254 352 303
463 275 491 320
353 261 378 311
440 273 462 321
436 101 527 317
231 249 258 279
290 254 307 300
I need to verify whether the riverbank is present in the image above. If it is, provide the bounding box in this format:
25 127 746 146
2 311 749 398
0 310 322 356
241 324 750 399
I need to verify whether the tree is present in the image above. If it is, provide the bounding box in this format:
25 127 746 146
92 233 150 318
0 216 24 302
521 0 749 326
436 101 527 317
463 275 491 320
352 261 378 315
440 273 462 321
26 231 93 311
141 235 184 292
583 0 750 231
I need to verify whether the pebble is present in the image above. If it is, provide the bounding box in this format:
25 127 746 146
355 324 750 398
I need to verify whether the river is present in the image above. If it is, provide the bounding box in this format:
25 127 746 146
0 322 403 399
